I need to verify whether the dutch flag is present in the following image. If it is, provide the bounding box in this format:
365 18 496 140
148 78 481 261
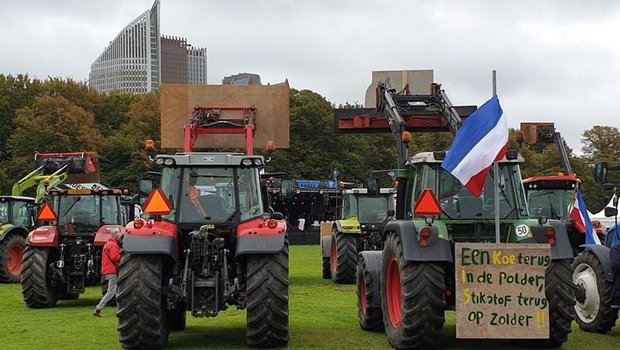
570 189 601 245
441 95 508 197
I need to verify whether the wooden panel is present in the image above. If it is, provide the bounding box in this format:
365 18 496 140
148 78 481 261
161 83 290 149
455 243 551 339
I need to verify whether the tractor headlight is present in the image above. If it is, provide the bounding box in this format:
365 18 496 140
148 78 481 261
242 158 253 166
163 158 175 166
155 158 165 166
253 158 263 166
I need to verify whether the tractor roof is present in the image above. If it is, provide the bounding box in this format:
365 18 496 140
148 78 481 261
48 188 123 196
0 196 35 202
343 188 397 195
409 151 524 165
522 174 578 185
156 153 265 167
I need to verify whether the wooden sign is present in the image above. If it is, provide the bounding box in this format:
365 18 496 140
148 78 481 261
160 83 290 150
455 243 551 339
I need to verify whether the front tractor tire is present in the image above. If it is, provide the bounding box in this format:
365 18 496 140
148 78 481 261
246 243 289 348
117 254 169 350
573 251 618 333
0 233 26 283
330 231 358 284
381 233 445 349
21 246 59 308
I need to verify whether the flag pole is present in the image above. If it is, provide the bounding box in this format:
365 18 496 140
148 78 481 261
493 70 501 244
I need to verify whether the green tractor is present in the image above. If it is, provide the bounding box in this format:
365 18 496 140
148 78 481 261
0 196 37 282
321 186 395 283
356 151 575 348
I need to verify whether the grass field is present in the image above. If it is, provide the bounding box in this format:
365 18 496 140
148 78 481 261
2 245 620 349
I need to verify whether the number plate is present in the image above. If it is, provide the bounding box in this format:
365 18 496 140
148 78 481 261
67 189 92 195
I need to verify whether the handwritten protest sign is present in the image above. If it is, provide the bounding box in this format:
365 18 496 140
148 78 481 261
455 243 551 339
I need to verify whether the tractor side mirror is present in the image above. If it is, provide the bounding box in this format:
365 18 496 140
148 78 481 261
604 206 618 218
280 179 294 200
594 162 608 184
388 209 395 217
367 178 380 197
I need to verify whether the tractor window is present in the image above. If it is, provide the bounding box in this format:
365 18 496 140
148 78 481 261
343 194 358 219
238 167 264 221
0 202 8 224
358 195 394 223
57 195 101 233
527 190 571 220
179 167 236 224
101 196 121 225
160 167 181 221
11 201 32 227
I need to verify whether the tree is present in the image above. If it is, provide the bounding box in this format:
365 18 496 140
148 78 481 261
581 126 620 164
5 96 104 191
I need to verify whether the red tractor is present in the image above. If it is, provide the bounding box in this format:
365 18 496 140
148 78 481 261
20 188 125 307
116 98 290 348
117 153 289 348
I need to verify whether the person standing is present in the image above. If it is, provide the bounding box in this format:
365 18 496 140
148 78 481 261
93 227 122 317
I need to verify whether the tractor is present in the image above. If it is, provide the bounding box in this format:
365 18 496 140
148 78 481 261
355 151 575 348
572 161 620 333
20 188 125 307
0 151 99 283
334 71 574 348
117 153 289 349
116 84 290 349
321 186 396 283
518 122 605 252
0 196 36 282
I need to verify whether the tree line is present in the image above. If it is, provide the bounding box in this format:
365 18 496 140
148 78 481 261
0 74 618 212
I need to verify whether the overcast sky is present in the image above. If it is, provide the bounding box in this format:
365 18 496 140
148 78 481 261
1 0 618 153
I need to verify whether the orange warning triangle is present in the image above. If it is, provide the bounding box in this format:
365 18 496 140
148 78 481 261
414 189 442 217
38 203 58 221
142 188 173 216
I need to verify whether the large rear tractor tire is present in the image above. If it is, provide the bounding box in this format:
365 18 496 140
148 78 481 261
573 251 618 333
330 231 358 284
322 257 330 279
117 254 169 350
0 233 26 283
21 246 59 308
382 233 445 349
246 241 289 348
517 259 575 348
357 252 383 331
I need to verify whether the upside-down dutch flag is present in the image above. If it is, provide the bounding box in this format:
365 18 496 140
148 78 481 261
441 95 508 197
570 189 601 245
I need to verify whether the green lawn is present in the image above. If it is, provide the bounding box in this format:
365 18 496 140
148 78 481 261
2 245 620 349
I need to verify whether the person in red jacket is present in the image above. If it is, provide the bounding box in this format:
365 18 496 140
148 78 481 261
93 227 122 317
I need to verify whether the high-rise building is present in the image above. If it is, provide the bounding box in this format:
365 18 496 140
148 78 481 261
89 0 207 94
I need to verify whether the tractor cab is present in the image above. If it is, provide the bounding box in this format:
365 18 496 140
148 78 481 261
0 196 36 229
405 151 547 243
342 188 395 228
523 174 578 221
153 153 267 232
48 188 123 236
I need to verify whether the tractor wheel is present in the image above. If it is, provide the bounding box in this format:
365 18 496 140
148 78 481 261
246 240 289 347
21 246 59 308
0 233 26 283
517 259 575 348
322 257 330 279
330 231 358 284
117 254 169 349
167 308 187 331
381 232 445 349
573 251 618 333
357 253 383 331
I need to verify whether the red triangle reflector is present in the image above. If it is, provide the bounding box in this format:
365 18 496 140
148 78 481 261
142 189 173 216
38 203 58 221
414 189 441 217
